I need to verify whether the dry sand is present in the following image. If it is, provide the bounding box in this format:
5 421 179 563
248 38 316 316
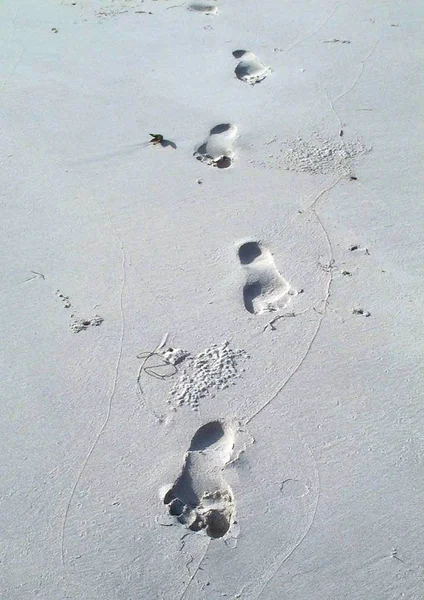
1 1 423 598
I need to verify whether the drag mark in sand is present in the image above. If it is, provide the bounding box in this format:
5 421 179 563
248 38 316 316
22 270 45 283
255 438 321 599
60 181 127 567
244 178 342 425
335 18 388 106
238 241 292 315
280 1 341 56
244 178 342 598
323 14 388 137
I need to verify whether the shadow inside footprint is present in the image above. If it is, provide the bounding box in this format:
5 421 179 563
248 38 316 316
238 241 262 265
189 421 225 450
210 123 232 135
205 509 231 538
215 156 232 169
189 3 218 15
235 64 253 80
243 281 262 314
163 421 234 538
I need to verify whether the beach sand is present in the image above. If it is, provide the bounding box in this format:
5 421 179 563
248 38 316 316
1 1 423 598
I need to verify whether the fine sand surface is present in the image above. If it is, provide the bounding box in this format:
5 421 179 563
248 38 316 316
1 1 423 598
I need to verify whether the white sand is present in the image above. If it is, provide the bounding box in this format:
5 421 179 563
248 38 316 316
1 0 423 598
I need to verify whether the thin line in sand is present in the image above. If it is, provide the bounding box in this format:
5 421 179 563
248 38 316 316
255 438 321 599
245 176 342 427
177 539 211 600
335 21 387 105
282 1 341 56
243 177 342 597
60 179 127 566
324 12 389 135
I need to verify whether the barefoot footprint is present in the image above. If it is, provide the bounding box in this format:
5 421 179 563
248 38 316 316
233 50 270 84
163 421 235 538
238 241 292 314
188 3 219 15
194 123 238 169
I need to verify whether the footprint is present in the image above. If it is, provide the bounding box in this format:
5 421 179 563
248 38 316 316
163 421 235 538
238 241 292 314
194 123 237 169
188 2 218 15
233 50 270 84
